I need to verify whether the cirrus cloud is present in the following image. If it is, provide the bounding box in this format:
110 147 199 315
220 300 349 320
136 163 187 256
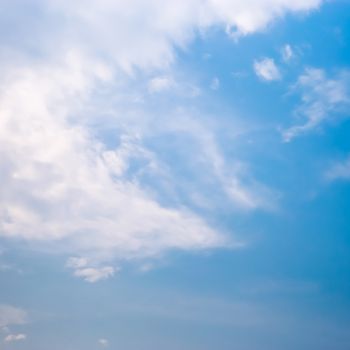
283 68 350 141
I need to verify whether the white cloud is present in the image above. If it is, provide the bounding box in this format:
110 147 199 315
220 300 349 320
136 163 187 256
159 115 277 211
40 1 322 68
98 338 109 347
0 0 322 270
74 267 115 283
66 257 89 270
0 305 27 328
281 44 294 62
4 334 27 343
253 58 281 81
0 54 227 262
66 257 116 282
0 0 323 73
283 68 350 141
325 156 350 181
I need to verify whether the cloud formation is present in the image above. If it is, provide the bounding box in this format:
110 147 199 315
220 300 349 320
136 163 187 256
283 68 350 141
0 53 228 261
0 0 323 74
281 44 294 62
4 334 27 343
66 257 116 282
0 0 323 271
326 156 350 181
254 58 281 81
28 0 322 66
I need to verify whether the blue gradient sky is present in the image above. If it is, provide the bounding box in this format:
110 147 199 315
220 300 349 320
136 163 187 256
0 1 350 349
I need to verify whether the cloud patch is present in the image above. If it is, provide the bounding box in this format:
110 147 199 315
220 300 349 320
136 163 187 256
283 68 350 141
325 156 350 181
281 44 294 62
4 334 27 343
254 58 281 81
66 257 116 283
0 0 323 272
0 54 227 263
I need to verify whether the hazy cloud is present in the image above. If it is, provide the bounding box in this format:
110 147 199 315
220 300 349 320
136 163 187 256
98 338 109 347
281 44 294 62
148 76 174 93
0 305 27 328
325 156 350 181
254 58 281 81
283 68 350 141
4 334 27 343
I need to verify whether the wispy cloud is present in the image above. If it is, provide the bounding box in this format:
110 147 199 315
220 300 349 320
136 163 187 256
0 305 27 328
283 68 350 141
74 267 115 283
66 257 116 283
281 44 294 62
325 156 350 181
4 334 27 343
254 58 281 81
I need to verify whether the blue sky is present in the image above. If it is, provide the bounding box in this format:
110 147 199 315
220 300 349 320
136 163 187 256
1 1 350 349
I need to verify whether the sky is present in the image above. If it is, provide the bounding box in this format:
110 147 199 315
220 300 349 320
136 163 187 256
0 0 350 349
